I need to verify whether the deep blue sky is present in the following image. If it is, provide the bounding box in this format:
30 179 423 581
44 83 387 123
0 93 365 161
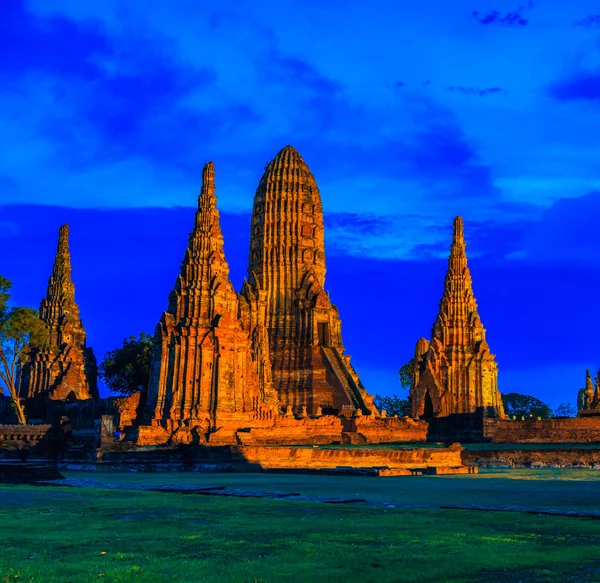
1 0 599 407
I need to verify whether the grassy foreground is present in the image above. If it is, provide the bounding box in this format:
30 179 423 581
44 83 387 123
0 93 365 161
1 479 600 582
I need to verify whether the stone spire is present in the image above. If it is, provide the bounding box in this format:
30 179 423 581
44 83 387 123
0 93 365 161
41 224 83 346
145 162 278 441
240 145 376 415
19 224 98 400
579 369 600 415
166 161 233 322
411 217 504 418
586 370 595 408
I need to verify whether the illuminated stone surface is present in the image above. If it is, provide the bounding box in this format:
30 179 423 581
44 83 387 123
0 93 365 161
19 224 98 400
143 162 279 443
411 217 504 418
240 146 376 416
578 369 600 416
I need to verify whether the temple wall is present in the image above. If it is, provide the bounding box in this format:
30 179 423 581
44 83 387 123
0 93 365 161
237 443 463 470
463 447 600 468
0 424 53 444
351 416 428 443
483 417 600 443
0 424 55 459
236 415 344 445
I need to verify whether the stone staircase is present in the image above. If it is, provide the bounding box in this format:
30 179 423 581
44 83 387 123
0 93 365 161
321 347 363 411
341 431 368 444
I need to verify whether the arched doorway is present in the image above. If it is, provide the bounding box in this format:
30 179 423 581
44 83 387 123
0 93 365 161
423 390 434 418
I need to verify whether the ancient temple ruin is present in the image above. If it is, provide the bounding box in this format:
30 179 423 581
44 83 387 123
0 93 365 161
142 162 279 443
411 217 504 419
19 224 98 400
240 145 376 416
578 370 600 416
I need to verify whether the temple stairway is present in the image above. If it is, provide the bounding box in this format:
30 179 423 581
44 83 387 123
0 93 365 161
321 347 366 413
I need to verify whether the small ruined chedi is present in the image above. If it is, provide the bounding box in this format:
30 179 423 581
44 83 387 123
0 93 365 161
578 370 600 416
411 216 504 418
141 162 280 444
240 145 376 416
19 224 98 400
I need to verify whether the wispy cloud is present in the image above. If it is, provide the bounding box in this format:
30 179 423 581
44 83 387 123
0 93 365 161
574 14 600 28
447 86 507 97
472 9 528 27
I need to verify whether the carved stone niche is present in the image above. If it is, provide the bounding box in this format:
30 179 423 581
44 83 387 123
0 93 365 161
301 224 313 237
302 249 314 263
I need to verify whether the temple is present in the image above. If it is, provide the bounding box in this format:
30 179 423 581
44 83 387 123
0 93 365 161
19 224 98 400
578 370 600 416
142 162 279 444
411 217 504 419
240 145 376 416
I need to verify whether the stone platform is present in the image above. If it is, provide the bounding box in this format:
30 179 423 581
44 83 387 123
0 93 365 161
93 442 469 476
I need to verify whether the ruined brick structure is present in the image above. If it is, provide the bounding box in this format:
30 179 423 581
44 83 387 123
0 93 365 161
240 145 376 416
578 369 600 416
143 162 279 443
19 224 98 400
411 217 504 418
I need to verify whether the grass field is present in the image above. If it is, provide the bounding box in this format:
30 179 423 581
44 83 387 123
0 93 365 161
1 469 600 583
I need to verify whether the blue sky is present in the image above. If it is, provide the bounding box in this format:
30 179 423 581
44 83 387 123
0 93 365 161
1 0 599 407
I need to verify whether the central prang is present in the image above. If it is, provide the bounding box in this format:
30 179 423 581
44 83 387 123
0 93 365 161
240 145 376 417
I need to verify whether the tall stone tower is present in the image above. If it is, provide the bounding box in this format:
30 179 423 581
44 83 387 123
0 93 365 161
145 162 278 439
19 224 98 400
578 369 600 415
411 217 504 418
240 145 375 415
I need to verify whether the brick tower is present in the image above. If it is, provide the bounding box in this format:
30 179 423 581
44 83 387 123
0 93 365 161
240 145 375 415
144 162 278 441
19 224 98 400
411 217 504 418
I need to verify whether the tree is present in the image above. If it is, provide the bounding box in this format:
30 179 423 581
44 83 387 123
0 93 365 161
373 394 409 417
553 403 577 419
0 276 49 424
398 357 416 391
99 333 153 396
501 392 553 420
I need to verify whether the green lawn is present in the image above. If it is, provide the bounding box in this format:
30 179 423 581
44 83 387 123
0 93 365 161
1 471 600 583
61 467 600 510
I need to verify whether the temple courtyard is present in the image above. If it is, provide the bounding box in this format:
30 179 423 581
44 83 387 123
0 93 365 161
2 468 600 583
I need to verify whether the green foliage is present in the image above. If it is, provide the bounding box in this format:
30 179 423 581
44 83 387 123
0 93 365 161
398 357 416 390
99 333 153 396
553 402 577 418
501 392 553 420
0 276 48 423
373 393 409 417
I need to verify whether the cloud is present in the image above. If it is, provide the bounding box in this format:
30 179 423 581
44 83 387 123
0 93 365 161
574 14 600 28
0 0 254 173
549 71 600 101
447 86 507 97
472 10 528 27
516 190 600 267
